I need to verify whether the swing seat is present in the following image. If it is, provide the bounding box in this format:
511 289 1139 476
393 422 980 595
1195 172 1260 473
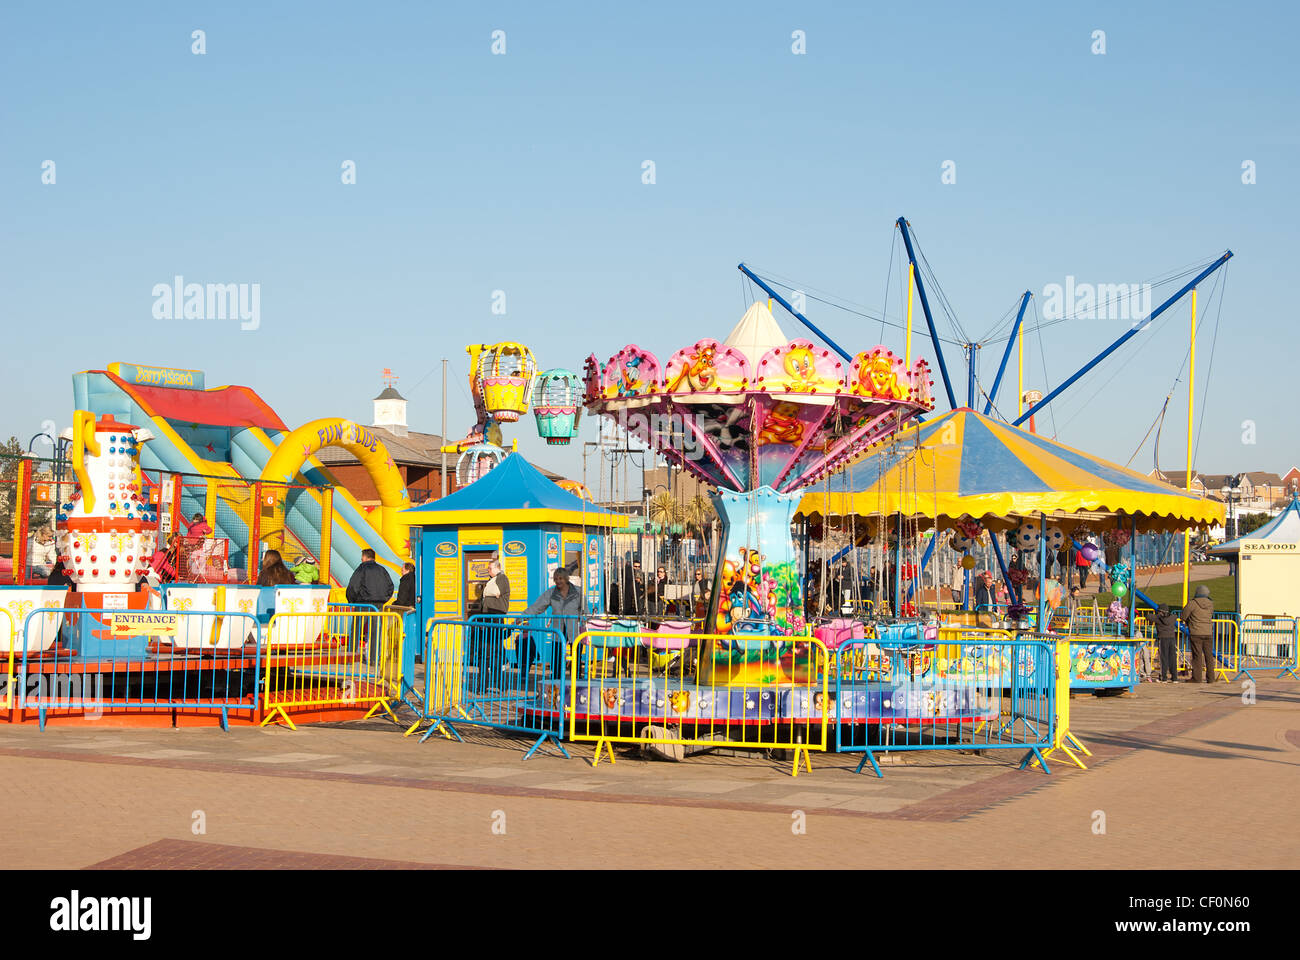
646 619 692 651
814 618 866 651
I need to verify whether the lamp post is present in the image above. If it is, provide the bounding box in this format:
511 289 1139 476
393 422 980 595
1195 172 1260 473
1219 474 1243 541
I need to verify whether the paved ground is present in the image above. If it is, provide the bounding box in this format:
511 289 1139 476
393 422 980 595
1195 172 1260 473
1 675 1295 869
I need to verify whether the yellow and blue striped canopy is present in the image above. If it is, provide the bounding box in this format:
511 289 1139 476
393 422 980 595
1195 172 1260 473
796 408 1223 533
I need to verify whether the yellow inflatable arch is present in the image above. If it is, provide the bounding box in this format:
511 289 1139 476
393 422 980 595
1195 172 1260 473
259 418 409 557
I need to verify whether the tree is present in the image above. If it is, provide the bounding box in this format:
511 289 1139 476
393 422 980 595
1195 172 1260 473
683 493 715 557
0 436 26 541
1236 512 1272 537
647 491 683 531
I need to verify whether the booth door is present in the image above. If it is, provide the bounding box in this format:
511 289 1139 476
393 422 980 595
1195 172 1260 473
463 551 495 619
564 544 583 602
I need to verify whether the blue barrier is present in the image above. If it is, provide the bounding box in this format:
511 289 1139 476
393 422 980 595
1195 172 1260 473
17 606 261 731
1236 615 1299 680
833 636 1056 777
413 618 570 760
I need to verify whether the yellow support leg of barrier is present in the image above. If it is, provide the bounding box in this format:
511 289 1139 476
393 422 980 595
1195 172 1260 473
259 706 297 730
792 746 812 777
362 699 399 722
591 738 617 767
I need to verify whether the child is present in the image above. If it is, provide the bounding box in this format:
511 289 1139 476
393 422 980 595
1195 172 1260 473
1153 603 1180 682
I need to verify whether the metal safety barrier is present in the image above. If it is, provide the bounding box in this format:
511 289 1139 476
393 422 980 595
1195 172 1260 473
1235 615 1298 680
568 630 830 777
14 606 261 730
834 629 1056 776
1 609 15 710
1211 618 1239 681
409 617 570 759
260 609 403 729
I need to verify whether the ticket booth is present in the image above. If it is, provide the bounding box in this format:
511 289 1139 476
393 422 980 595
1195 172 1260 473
399 455 626 677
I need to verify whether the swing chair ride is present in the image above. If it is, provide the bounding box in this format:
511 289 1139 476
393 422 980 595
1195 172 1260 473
579 215 1227 693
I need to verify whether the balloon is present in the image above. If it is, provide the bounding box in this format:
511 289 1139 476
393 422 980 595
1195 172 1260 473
1013 521 1041 549
950 533 973 552
1045 525 1065 550
961 555 977 570
1112 582 1128 598
1080 543 1100 563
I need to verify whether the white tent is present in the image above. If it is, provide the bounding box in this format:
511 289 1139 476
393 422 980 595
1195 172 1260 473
723 300 789 370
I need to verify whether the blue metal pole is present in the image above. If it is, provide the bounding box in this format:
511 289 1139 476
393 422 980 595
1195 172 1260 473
984 292 1031 415
907 534 935 600
967 344 976 409
737 263 853 364
989 535 1012 587
1013 252 1233 427
896 217 959 410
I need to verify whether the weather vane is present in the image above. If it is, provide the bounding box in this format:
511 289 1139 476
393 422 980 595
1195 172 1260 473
382 367 398 388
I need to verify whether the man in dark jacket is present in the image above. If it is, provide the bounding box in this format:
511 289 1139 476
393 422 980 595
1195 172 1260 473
625 560 646 615
973 570 995 625
1180 584 1217 683
1153 603 1180 682
346 548 394 607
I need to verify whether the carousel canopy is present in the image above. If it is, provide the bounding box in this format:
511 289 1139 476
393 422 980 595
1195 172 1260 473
723 300 789 368
1208 493 1300 556
796 408 1224 534
401 453 627 528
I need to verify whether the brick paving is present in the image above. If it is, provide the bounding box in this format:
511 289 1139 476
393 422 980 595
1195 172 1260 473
86 839 467 870
1 677 1295 868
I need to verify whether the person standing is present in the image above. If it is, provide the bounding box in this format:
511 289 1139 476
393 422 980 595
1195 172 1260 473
469 559 509 694
394 561 418 609
974 570 995 625
650 564 670 616
1154 603 1180 682
691 567 709 618
1180 584 1217 683
182 511 212 539
1076 545 1091 590
625 559 645 616
480 559 510 615
346 548 394 606
521 565 584 678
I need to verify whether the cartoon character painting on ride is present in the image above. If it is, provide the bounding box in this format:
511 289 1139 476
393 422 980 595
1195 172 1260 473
583 300 934 683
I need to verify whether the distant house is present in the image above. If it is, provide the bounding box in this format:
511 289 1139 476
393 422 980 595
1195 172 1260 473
1239 472 1286 512
1152 469 1294 516
1148 469 1207 494
1283 466 1300 494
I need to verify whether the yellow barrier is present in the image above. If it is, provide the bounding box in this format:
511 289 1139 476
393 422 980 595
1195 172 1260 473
1036 639 1091 770
404 619 465 739
568 630 829 777
1 609 14 711
260 610 404 729
1212 618 1238 681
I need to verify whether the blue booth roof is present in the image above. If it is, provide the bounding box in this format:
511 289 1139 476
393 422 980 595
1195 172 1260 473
400 453 626 528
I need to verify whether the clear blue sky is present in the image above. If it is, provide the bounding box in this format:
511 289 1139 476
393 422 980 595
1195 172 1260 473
3 1 1297 487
